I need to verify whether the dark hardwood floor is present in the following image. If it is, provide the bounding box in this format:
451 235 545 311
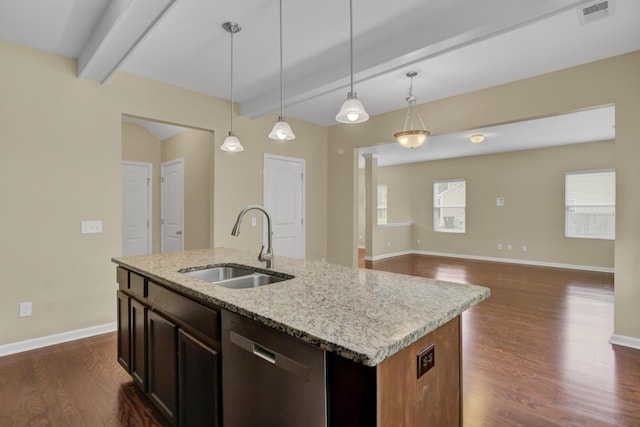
372 254 640 426
1 254 638 426
0 333 166 427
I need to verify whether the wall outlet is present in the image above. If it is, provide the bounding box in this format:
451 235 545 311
387 241 391 247
417 344 435 378
497 243 503 250
81 220 102 234
507 244 513 251
251 216 257 227
522 245 528 252
19 302 32 317
496 197 505 206
417 239 421 245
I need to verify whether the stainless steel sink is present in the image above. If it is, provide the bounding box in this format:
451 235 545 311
180 264 293 289
215 273 288 289
183 266 253 282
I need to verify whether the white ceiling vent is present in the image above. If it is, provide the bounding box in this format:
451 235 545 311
577 0 615 25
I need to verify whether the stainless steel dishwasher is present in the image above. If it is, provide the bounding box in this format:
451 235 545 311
222 309 327 426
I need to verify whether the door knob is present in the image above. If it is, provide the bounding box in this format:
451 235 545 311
176 230 182 235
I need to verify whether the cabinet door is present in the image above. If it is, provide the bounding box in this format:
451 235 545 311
178 330 221 427
148 310 178 425
130 299 147 391
116 291 131 372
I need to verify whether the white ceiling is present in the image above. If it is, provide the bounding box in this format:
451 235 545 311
359 106 615 167
123 116 188 141
0 0 637 153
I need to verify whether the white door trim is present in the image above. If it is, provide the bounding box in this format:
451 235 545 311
121 160 152 255
161 158 185 252
263 154 306 259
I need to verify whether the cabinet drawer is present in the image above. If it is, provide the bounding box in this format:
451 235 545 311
148 281 220 346
117 267 128 291
129 272 147 299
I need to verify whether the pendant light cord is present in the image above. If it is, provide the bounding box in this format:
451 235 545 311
403 73 427 131
349 0 354 94
279 0 284 119
230 29 234 133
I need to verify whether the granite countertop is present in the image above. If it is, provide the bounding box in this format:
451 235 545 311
112 247 490 367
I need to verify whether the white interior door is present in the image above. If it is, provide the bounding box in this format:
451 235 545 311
122 161 152 256
264 154 305 259
161 158 184 252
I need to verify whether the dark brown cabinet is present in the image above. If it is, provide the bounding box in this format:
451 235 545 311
178 330 221 427
116 290 130 372
116 267 221 427
131 298 147 391
148 310 178 424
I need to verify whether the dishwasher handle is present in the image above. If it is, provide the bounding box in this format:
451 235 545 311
229 331 310 381
253 344 276 364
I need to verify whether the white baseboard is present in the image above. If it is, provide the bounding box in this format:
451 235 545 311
610 334 640 350
364 250 614 273
0 322 117 357
364 250 413 262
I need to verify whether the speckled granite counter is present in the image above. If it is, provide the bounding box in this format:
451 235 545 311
112 247 489 367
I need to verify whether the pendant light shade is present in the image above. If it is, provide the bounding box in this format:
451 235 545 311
221 21 244 152
269 0 295 141
221 133 244 152
336 0 369 124
393 71 430 149
269 117 295 140
336 92 369 123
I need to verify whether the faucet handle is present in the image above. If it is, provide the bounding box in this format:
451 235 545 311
258 245 274 268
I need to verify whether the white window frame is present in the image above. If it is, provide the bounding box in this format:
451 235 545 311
565 169 615 240
377 184 387 225
433 179 466 233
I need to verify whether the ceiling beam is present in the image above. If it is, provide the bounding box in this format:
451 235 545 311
239 0 592 120
78 0 179 83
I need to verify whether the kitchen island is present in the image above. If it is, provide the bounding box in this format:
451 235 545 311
113 247 489 426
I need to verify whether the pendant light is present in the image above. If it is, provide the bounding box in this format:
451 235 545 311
335 0 369 124
394 71 430 149
220 22 244 152
268 0 295 141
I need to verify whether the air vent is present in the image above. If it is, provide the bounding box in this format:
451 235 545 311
577 0 615 25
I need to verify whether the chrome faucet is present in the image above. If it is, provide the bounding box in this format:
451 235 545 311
231 205 274 268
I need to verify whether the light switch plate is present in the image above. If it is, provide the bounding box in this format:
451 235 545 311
496 197 505 206
19 302 32 317
81 220 103 234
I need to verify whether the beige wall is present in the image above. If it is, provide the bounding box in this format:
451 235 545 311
0 39 328 346
121 122 162 253
213 114 328 262
162 128 214 251
361 141 615 267
329 50 640 341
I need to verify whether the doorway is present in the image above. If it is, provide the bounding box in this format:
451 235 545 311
121 115 214 253
263 154 305 259
121 161 152 256
161 158 184 252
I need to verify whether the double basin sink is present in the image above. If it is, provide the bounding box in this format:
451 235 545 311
180 264 293 289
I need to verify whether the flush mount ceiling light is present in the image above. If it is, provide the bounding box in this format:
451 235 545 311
268 0 295 141
393 71 430 149
220 22 244 153
470 134 485 143
335 0 369 124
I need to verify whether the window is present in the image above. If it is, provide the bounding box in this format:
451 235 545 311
434 179 466 233
377 184 387 225
565 170 615 239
